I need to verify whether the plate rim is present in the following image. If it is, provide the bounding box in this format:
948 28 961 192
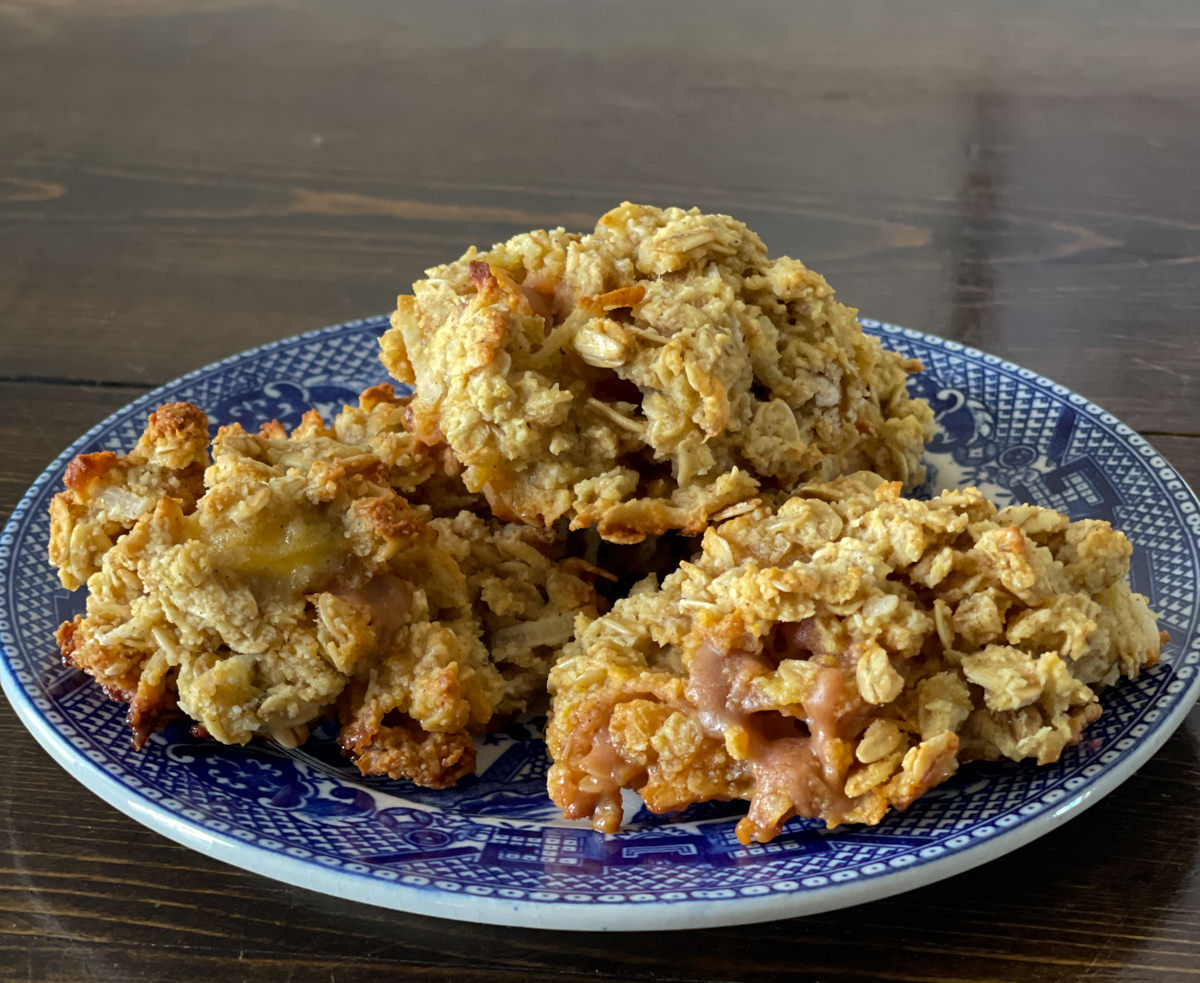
2 315 1198 931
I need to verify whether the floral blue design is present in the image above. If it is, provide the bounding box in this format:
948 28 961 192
0 315 1197 930
211 379 368 434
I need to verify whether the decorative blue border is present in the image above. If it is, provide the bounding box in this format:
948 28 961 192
0 316 1197 931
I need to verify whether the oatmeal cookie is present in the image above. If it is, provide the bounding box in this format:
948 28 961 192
546 473 1163 842
381 203 935 543
51 388 604 786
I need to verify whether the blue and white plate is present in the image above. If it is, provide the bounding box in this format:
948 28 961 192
1 316 1197 931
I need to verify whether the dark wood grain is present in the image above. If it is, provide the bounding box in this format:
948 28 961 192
2 2 1199 981
3 2 1199 431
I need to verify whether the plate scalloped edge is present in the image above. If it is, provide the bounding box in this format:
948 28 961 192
1 315 1198 931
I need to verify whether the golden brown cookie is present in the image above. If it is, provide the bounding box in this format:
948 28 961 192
381 203 935 543
50 388 605 786
546 473 1163 842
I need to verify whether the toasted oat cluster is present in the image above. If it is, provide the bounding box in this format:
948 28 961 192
546 473 1163 842
380 203 935 543
51 386 603 787
49 402 210 591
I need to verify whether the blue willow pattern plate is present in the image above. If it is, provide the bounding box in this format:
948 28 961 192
1 316 1198 931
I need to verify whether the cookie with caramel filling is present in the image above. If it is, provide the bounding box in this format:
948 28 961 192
546 472 1163 842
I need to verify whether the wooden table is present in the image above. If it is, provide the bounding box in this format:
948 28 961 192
2 3 1198 980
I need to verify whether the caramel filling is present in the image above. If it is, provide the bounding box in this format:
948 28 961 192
565 721 644 833
333 573 415 640
686 625 859 844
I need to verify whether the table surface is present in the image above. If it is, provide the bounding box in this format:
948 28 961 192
2 2 1199 980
